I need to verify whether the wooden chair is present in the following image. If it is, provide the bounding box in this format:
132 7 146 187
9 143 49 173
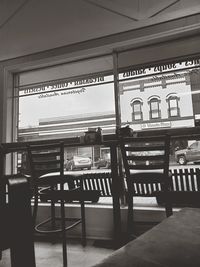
27 141 89 267
119 135 173 237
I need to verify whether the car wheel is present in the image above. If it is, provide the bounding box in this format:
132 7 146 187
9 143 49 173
88 166 91 170
178 155 187 165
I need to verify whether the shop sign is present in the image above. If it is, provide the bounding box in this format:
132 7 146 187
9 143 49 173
19 75 113 97
141 121 171 129
120 59 200 80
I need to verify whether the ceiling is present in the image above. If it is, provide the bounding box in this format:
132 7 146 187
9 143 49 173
1 0 200 62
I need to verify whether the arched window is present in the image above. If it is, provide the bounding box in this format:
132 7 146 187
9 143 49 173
148 96 161 119
131 99 143 121
166 94 180 117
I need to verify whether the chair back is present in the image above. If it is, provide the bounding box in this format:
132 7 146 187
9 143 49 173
120 135 171 197
27 142 64 188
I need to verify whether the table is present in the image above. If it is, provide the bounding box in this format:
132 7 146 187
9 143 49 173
91 208 200 267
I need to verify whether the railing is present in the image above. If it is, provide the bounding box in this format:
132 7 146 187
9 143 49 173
170 168 200 192
68 168 200 206
69 172 112 198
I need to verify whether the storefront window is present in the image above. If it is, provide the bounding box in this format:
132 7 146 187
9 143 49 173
16 56 115 142
119 59 200 133
15 56 115 172
131 99 143 121
167 95 180 117
148 97 161 119
11 54 200 206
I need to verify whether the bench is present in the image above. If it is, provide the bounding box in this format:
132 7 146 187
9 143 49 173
157 167 200 206
69 172 112 200
69 168 200 206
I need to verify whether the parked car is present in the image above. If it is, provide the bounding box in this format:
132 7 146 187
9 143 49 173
65 155 92 170
94 158 111 169
175 141 200 165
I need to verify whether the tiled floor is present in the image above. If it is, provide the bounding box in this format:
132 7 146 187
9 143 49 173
0 239 114 267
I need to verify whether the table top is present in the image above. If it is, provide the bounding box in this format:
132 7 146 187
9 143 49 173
92 208 200 267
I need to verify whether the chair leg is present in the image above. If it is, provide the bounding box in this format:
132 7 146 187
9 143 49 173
51 200 56 230
127 206 133 236
50 186 56 230
165 203 173 217
33 192 39 227
60 199 67 267
80 200 86 246
127 195 134 237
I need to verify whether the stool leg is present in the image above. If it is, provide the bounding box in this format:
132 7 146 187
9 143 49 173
127 195 134 238
81 200 86 246
50 186 56 230
61 199 67 267
33 191 38 227
51 200 56 230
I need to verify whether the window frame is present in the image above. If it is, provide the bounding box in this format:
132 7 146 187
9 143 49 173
148 97 161 120
131 99 143 121
167 95 180 118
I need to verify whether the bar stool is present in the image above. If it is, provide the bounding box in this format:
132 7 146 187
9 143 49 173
27 142 90 267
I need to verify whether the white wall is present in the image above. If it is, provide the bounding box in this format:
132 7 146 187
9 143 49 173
35 204 176 240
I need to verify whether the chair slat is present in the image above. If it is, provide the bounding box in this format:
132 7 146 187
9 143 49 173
31 151 60 158
28 143 62 151
129 164 165 170
125 145 165 152
32 159 60 165
127 155 165 161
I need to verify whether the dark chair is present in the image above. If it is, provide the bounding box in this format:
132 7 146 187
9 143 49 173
119 135 173 237
0 176 36 267
27 141 91 267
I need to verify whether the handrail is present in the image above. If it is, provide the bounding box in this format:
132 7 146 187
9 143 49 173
2 126 200 153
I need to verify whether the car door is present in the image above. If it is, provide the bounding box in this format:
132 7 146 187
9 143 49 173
195 141 200 162
187 142 199 162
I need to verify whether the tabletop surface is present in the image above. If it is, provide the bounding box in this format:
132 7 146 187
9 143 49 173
92 208 200 267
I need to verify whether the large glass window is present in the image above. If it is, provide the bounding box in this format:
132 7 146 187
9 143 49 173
119 59 200 132
16 56 116 142
11 54 200 207
15 56 115 174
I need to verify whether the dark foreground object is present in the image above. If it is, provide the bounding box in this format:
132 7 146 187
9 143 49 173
91 208 200 267
0 177 36 267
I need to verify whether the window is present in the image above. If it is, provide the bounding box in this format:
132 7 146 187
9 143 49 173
118 58 197 132
16 56 116 142
14 56 116 173
149 97 161 119
167 95 180 117
131 99 143 121
190 142 199 149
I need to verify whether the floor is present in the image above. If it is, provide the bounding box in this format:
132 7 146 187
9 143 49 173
0 239 114 267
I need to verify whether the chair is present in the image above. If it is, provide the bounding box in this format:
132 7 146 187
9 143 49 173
27 141 87 267
119 135 173 237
